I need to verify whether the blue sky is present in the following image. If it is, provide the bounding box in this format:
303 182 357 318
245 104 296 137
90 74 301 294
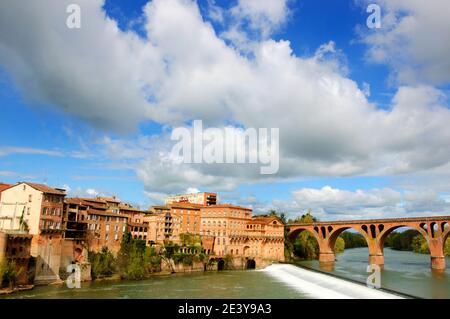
1 0 450 220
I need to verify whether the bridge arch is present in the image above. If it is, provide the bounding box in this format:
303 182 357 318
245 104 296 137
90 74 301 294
378 224 429 251
328 226 370 252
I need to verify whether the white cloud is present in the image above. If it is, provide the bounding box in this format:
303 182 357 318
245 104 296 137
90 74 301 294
230 0 291 38
359 0 450 85
186 187 200 194
250 185 450 220
1 0 450 200
0 146 64 157
86 188 99 197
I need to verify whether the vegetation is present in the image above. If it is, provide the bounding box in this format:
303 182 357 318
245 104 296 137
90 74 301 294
385 229 450 256
89 246 116 279
334 237 345 253
385 229 419 251
88 231 207 280
339 232 367 248
0 259 23 289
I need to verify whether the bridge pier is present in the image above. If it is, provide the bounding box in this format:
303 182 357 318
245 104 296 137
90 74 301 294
319 252 335 264
431 256 446 270
369 254 384 266
429 238 446 270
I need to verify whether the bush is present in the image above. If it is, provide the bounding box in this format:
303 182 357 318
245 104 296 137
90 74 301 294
89 246 116 279
172 253 193 266
124 250 146 280
334 237 345 253
0 259 23 289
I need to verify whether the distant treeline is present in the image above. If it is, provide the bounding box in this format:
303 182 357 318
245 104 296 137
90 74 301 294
385 229 450 256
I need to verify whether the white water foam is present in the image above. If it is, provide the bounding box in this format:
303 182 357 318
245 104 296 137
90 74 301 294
260 264 403 299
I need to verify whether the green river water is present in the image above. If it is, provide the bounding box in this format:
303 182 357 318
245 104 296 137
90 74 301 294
2 248 449 299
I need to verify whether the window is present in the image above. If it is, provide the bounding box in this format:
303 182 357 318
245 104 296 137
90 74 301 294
106 224 110 232
114 233 118 241
105 233 109 240
28 194 32 202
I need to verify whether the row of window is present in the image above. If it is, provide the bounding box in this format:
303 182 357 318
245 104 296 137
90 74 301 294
88 215 127 223
42 207 62 216
40 220 61 229
44 195 63 203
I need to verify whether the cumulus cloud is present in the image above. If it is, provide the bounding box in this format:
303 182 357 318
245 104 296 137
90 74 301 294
250 186 450 220
359 0 450 85
0 0 163 132
1 0 450 200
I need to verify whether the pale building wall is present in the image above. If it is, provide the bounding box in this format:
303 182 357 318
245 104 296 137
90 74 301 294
0 183 42 234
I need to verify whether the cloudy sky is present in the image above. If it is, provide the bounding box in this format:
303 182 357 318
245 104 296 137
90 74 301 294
1 0 450 220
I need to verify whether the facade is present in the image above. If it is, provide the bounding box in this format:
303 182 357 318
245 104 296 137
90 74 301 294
0 182 66 284
68 197 129 255
119 203 149 242
0 181 284 284
148 201 285 263
165 192 217 206
0 230 33 285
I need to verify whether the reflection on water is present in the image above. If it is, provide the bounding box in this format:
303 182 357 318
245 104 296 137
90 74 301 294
298 247 450 299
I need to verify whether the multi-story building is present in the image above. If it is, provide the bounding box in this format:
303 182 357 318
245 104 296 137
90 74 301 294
165 192 217 206
119 203 149 241
148 198 285 264
0 182 66 284
66 197 129 255
200 204 252 256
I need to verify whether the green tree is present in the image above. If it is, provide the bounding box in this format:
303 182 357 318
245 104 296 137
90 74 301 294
89 246 115 278
291 211 320 260
334 237 345 253
411 235 429 254
339 232 367 248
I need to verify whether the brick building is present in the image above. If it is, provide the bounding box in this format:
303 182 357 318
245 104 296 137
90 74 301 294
148 194 285 263
0 182 66 284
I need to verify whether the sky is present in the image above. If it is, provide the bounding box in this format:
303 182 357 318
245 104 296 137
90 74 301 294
1 0 450 220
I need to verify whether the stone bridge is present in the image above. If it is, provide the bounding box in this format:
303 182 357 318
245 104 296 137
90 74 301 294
286 216 450 270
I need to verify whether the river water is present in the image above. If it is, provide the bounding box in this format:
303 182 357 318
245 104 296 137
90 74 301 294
2 248 449 299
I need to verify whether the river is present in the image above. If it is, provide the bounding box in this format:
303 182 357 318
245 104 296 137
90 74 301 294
1 248 449 299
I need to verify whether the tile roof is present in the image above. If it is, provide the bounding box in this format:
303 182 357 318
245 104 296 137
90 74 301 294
24 182 66 195
0 183 12 193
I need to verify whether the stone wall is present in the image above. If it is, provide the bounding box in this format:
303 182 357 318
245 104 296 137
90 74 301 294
160 258 205 273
